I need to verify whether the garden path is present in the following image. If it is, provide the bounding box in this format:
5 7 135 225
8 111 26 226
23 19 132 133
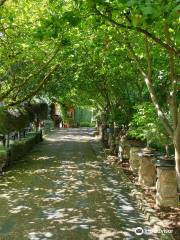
0 128 159 239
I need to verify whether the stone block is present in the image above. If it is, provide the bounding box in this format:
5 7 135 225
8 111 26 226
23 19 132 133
156 168 178 207
129 146 142 172
156 194 178 207
138 156 156 186
157 168 177 184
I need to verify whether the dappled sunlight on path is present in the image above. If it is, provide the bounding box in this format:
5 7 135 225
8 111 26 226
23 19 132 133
0 128 158 239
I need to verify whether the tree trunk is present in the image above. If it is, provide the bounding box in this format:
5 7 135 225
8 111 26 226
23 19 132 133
7 134 10 148
173 104 180 189
174 145 180 189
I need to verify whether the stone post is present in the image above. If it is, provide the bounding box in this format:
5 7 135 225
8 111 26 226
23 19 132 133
138 149 157 187
156 164 178 207
129 146 142 172
118 138 130 162
110 136 116 154
114 136 119 155
108 133 113 148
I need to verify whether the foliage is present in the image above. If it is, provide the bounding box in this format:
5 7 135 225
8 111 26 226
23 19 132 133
79 122 95 127
0 0 179 157
0 107 29 134
9 131 42 162
129 103 171 148
59 104 69 122
0 102 48 134
0 0 68 106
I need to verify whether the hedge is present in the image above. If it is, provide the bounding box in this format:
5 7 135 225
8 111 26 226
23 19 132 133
7 131 42 164
0 145 7 171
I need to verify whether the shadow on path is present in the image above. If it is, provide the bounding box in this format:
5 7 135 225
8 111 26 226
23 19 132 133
0 128 159 239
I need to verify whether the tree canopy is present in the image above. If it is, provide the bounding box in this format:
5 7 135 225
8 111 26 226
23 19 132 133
0 0 180 181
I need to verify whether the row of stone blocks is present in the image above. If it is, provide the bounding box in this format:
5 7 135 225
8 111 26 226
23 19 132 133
125 145 178 207
97 128 179 207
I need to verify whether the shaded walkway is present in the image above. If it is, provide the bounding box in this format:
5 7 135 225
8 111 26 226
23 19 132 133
0 128 159 239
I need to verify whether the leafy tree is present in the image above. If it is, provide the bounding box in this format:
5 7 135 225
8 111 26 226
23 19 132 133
0 0 61 106
78 0 180 185
1 0 180 186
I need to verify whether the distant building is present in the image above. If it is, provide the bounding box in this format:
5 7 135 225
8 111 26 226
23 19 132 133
63 107 94 128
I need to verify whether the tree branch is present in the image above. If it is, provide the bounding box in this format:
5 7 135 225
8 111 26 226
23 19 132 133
94 7 180 56
0 45 61 102
164 22 178 129
126 36 173 137
7 64 60 107
144 36 173 137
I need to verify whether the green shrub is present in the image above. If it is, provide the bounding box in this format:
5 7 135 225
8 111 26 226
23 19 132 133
9 132 42 162
129 102 171 149
59 104 68 122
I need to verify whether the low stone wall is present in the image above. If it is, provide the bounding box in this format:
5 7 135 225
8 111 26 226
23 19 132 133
105 157 175 240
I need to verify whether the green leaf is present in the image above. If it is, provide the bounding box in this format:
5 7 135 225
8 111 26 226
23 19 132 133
62 11 81 27
173 4 180 12
141 6 154 15
132 14 142 26
175 29 180 45
127 0 137 7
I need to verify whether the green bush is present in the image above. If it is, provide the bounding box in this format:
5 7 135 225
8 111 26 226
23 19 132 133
129 102 171 149
9 132 42 163
59 104 68 122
